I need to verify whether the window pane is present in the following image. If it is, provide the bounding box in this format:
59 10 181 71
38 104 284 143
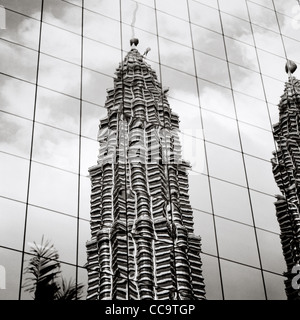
229 63 265 100
273 0 299 17
202 109 241 151
220 259 265 300
43 0 82 34
81 102 106 140
122 0 156 34
29 162 78 216
193 211 217 255
85 0 120 20
220 12 254 46
269 102 279 125
78 219 90 266
201 254 222 300
1 0 42 18
38 54 81 98
59 263 78 294
79 176 91 221
257 49 286 81
36 87 80 134
283 36 300 65
0 112 32 158
157 11 191 47
250 190 280 234
0 248 22 300
78 266 88 300
0 74 35 119
252 24 285 57
160 65 198 105
32 123 79 173
195 51 230 88
84 10 120 48
248 1 279 32
0 153 29 202
206 142 247 186
41 23 81 65
25 206 77 264
83 38 121 77
198 79 235 118
0 40 38 83
189 1 221 33
234 91 271 130
168 98 202 139
263 271 286 300
239 122 275 160
262 75 285 105
80 137 99 176
180 135 207 174
0 197 25 251
278 13 300 42
189 174 211 213
225 37 259 72
216 217 260 267
20 254 36 300
156 0 188 20
244 155 279 195
257 229 285 274
210 178 253 225
219 0 249 21
192 24 225 60
0 10 40 50
82 68 113 106
159 38 195 75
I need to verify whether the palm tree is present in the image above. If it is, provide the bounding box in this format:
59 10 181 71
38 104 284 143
23 236 84 300
55 278 84 300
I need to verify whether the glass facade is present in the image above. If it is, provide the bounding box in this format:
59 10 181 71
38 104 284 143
0 0 298 300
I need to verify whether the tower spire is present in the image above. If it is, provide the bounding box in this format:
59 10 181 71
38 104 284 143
285 59 297 78
272 61 300 300
130 38 139 48
85 40 206 300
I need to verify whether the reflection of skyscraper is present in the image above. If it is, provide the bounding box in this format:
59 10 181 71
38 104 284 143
272 61 300 300
86 39 206 300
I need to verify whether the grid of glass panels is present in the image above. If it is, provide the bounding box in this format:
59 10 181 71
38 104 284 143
1 0 298 300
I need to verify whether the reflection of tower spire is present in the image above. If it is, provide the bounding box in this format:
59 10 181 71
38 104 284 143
130 37 139 48
272 61 300 300
85 40 206 300
285 59 297 78
131 1 139 38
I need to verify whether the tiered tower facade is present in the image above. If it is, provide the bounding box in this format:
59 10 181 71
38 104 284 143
85 39 206 300
272 61 300 300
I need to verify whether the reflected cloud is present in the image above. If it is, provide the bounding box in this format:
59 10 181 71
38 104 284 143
0 112 32 158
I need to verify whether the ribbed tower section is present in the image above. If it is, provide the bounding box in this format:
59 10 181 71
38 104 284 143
272 61 300 300
86 39 206 300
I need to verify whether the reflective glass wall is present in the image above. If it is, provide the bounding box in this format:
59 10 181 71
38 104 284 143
1 0 299 300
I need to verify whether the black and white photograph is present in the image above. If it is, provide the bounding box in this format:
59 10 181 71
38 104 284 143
0 0 299 307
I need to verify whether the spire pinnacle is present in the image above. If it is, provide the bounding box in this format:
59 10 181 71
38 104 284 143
130 38 139 49
285 60 297 76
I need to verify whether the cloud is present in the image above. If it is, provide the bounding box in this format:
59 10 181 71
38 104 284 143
0 112 32 158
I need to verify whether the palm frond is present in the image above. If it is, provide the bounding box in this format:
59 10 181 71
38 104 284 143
55 277 85 300
23 236 61 300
